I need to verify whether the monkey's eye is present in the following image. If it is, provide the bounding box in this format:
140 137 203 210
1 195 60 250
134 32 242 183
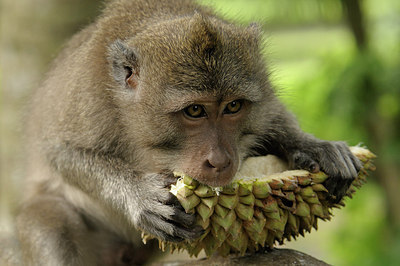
224 100 243 114
183 104 206 118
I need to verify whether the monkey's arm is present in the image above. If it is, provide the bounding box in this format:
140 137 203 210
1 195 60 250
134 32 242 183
257 101 361 202
48 144 203 242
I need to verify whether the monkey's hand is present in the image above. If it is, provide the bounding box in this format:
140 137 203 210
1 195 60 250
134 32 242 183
131 173 204 242
288 141 362 203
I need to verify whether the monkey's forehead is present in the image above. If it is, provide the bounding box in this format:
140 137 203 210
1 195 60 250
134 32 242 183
120 14 270 103
125 15 262 73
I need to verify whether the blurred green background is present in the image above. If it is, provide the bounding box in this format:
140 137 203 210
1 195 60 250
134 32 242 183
0 0 399 265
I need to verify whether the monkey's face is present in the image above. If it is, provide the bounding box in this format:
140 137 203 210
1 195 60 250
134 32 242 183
125 89 259 187
108 15 269 187
172 97 248 187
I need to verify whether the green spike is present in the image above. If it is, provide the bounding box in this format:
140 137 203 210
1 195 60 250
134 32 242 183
311 172 328 184
196 203 213 221
237 180 253 196
203 233 220 257
283 191 296 201
236 202 254 221
300 186 316 198
297 176 312 186
253 180 271 198
214 204 230 218
221 183 238 194
265 217 284 232
196 216 210 229
239 193 255 206
282 179 297 190
186 243 203 258
218 194 238 209
311 184 328 192
264 210 280 220
201 196 218 209
261 197 279 213
268 179 284 189
243 210 266 233
303 195 320 205
254 198 264 208
294 201 310 217
300 216 312 232
182 175 199 188
194 184 216 197
287 212 298 233
228 219 242 240
258 228 268 247
177 193 200 212
177 185 194 197
217 242 231 257
211 209 236 231
310 203 325 218
211 223 227 243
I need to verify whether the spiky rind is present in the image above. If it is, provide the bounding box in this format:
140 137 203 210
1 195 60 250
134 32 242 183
143 147 375 257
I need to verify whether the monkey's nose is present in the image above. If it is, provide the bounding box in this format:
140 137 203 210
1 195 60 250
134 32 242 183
205 152 231 172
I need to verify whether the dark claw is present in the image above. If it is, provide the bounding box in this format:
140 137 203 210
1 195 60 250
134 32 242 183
164 193 181 206
139 210 200 243
171 209 197 228
162 173 178 188
173 225 204 241
309 161 320 173
324 176 354 203
290 141 360 204
290 150 320 173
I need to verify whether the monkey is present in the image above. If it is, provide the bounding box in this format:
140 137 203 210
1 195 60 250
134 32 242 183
6 0 361 265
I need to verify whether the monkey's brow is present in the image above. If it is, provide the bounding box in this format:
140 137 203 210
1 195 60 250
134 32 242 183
164 88 257 112
165 99 202 113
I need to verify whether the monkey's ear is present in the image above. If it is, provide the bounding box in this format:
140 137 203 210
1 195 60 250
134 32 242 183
108 40 139 89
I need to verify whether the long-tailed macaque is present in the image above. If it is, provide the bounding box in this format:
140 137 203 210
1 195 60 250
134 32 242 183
9 0 361 264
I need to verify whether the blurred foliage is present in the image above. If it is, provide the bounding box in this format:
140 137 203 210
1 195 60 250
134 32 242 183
201 0 344 27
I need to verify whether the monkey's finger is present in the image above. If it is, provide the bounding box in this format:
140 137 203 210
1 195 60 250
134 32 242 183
324 176 352 204
333 177 352 203
171 208 197 228
343 154 358 178
153 194 197 228
291 151 320 173
164 193 185 211
140 210 203 242
162 174 179 188
324 176 339 202
139 210 185 242
308 161 320 173
351 154 362 173
172 224 204 241
345 149 362 175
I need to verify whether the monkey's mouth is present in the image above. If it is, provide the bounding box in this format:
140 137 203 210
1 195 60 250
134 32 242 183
175 165 238 188
178 155 290 188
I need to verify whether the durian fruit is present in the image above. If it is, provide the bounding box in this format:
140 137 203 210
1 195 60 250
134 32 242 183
142 146 375 257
